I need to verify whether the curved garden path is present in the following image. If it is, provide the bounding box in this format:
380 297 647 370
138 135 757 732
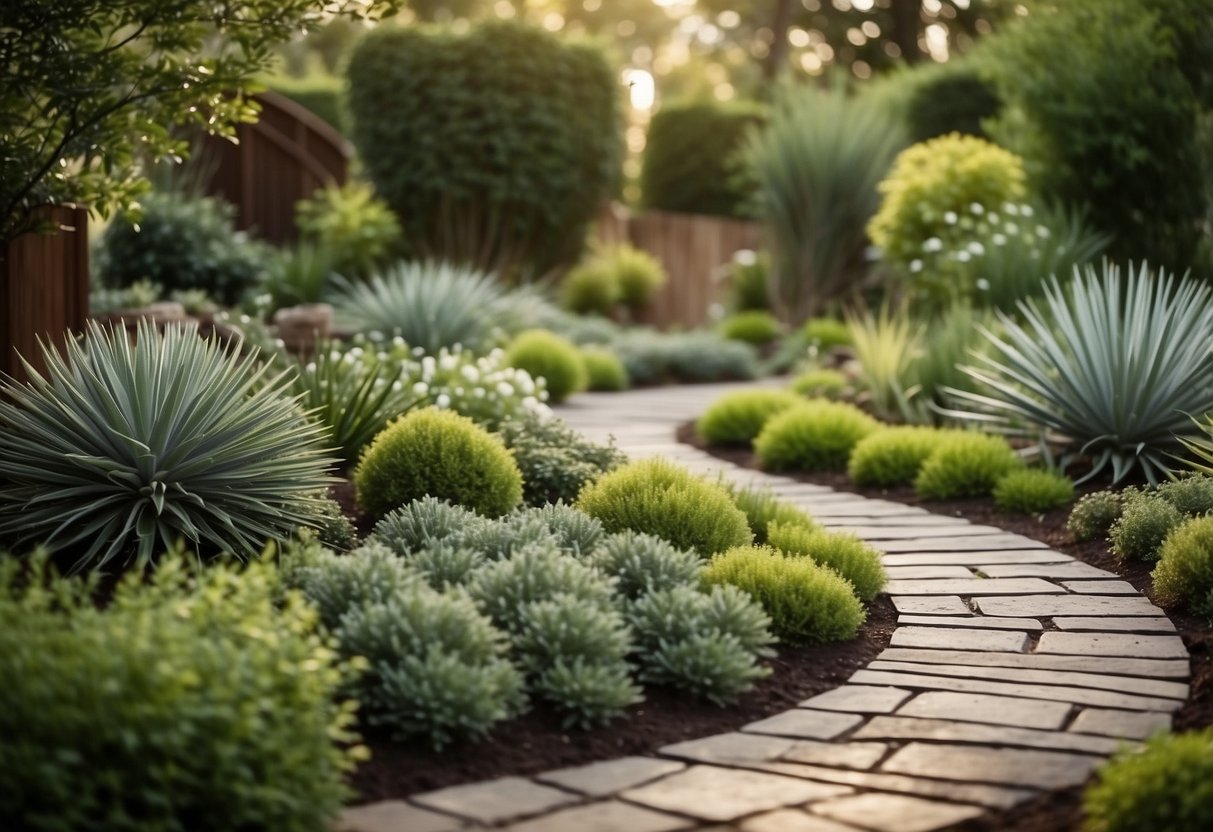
341 382 1189 832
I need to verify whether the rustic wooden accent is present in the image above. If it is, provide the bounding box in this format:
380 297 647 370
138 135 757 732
203 90 351 245
1 206 90 383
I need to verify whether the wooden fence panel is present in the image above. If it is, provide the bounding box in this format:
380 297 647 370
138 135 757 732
0 206 90 382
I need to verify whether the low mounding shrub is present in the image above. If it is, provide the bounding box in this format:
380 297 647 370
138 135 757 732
1110 493 1184 562
504 330 586 404
496 412 625 507
766 522 887 602
993 469 1076 514
519 503 605 555
0 554 360 831
1153 517 1213 618
580 347 629 391
1083 729 1213 832
754 401 880 472
724 483 816 544
1067 490 1126 543
904 60 1002 143
614 330 759 386
576 459 753 557
561 259 620 316
802 317 852 351
1155 476 1213 518
790 369 848 400
702 546 864 646
468 544 616 632
295 181 402 279
720 311 782 346
354 408 523 520
726 250 771 312
372 497 484 555
290 542 421 628
914 434 1022 500
607 245 668 313
697 389 804 446
590 531 703 599
848 427 949 488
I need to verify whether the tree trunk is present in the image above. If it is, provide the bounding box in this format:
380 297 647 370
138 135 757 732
764 0 795 80
890 0 923 64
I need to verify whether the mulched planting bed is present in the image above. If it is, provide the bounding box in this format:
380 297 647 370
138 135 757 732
679 422 1213 832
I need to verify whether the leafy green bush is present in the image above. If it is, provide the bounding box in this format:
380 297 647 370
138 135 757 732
802 317 852 351
580 346 629 391
590 531 703 599
496 411 625 507
533 659 641 730
848 426 950 488
702 546 864 646
1082 729 1213 832
754 400 880 472
994 469 1076 514
1109 493 1183 562
904 61 1002 143
346 19 621 278
295 181 401 279
914 433 1022 500
265 71 346 132
372 496 485 555
262 242 342 308
790 369 848 400
0 554 360 832
608 245 667 312
408 543 488 590
766 522 887 602
0 320 334 573
1153 517 1213 619
354 407 522 520
1156 475 1213 518
1067 490 1126 543
291 542 421 627
516 503 605 556
697 388 804 446
724 482 816 545
577 458 753 557
720 311 782 346
561 259 620 316
467 545 616 632
454 512 559 561
95 191 269 305
726 250 771 312
504 330 586 404
641 98 766 218
613 329 759 386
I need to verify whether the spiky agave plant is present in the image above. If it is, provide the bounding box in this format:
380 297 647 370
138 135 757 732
0 320 337 572
944 262 1213 484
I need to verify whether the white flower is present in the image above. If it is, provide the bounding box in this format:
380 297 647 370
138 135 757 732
393 336 406 347
970 202 984 215
436 394 450 408
473 387 485 398
274 339 286 349
1021 204 1034 217
1005 222 1019 235
1004 202 1020 216
976 278 990 291
986 213 999 225
923 237 944 253
734 249 757 266
412 381 429 395
239 314 251 324
944 211 958 225
497 382 514 397
439 352 457 371
956 250 972 263
992 233 1007 246
453 387 464 396
1036 225 1050 238
412 346 426 357
522 396 538 409
967 241 985 256
305 362 316 373
910 259 924 273
391 381 403 392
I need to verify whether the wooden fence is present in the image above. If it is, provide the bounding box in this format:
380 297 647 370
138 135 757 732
597 204 763 329
0 206 90 382
203 90 351 245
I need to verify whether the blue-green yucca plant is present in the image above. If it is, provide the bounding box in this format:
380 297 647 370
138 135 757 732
0 320 336 572
945 262 1213 484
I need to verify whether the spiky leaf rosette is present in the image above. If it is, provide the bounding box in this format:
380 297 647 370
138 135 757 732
0 320 336 572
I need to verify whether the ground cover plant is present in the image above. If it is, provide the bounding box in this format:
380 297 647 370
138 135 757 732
697 388 804 446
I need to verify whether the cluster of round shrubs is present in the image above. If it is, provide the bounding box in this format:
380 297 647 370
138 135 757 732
561 244 668 317
719 311 783 346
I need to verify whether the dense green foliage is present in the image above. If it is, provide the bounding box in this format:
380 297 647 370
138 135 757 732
848 427 950 488
504 330 587 404
767 522 887 602
1153 517 1213 619
1156 477 1213 518
993 469 1076 514
1067 491 1126 543
294 182 402 279
801 317 853 351
590 531 703 599
613 330 759 385
724 483 816 545
725 250 771 312
697 389 804 446
264 71 346 132
754 401 880 472
904 61 1003 143
561 259 620 315
914 434 1022 500
719 311 783 346
580 347 630 391
1109 492 1183 562
790 369 848 400
1083 729 1213 832
496 412 625 507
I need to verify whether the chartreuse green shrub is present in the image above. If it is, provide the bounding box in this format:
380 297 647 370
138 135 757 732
697 389 804 446
845 304 926 424
726 250 771 312
496 411 625 507
606 245 667 313
723 482 816 544
767 522 887 602
0 553 361 831
791 369 848 400
354 408 523 520
1110 492 1184 562
702 546 864 646
914 434 1022 500
295 181 401 279
562 259 620 316
848 427 951 488
1082 729 1213 832
720 311 782 346
1067 490 1126 543
1156 475 1213 518
577 458 753 557
1153 517 1213 619
590 531 703 599
0 320 335 574
504 330 586 404
802 317 852 351
580 347 629 391
994 469 1076 514
754 401 880 472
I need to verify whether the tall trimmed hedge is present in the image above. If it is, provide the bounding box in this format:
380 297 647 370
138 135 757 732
346 20 622 277
641 99 767 219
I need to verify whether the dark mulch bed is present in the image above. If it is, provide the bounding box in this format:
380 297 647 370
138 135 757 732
678 421 1213 832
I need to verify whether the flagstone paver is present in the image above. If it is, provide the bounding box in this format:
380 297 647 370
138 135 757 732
338 384 1192 832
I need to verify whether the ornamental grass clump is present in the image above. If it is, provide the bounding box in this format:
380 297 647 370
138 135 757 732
696 388 804 446
355 408 523 520
754 400 880 472
766 522 887 602
1109 492 1183 562
1152 517 1213 620
0 320 335 574
702 546 864 646
914 433 1022 500
1067 490 1126 543
590 531 703 599
576 459 752 557
848 426 952 487
993 469 1076 514
1082 729 1213 832
504 329 586 404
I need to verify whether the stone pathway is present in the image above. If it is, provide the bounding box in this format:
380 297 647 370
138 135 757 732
341 383 1189 832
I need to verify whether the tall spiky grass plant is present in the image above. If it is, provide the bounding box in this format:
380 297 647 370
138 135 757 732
846 303 925 424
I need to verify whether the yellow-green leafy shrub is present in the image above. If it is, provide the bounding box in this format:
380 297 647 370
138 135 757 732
914 433 1022 500
724 482 817 544
767 522 887 602
562 259 620 315
1067 490 1126 542
1083 729 1213 832
754 400 880 472
697 388 804 446
1109 492 1183 562
848 426 950 488
1153 516 1213 619
993 469 1075 514
504 329 586 404
580 347 629 391
802 317 852 351
720 311 782 346
790 368 847 399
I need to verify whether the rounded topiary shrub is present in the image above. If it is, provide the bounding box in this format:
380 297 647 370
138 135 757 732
719 311 783 346
790 368 848 399
802 317 852 351
608 245 667 312
766 522 887 602
1067 490 1126 543
993 469 1076 514
1083 729 1213 832
702 546 864 645
696 388 804 446
1155 476 1213 518
913 433 1022 500
504 329 586 404
848 426 950 488
580 347 629 391
1152 516 1213 616
590 531 703 599
725 483 816 544
562 260 620 316
754 400 880 472
355 408 523 520
576 458 752 557
1109 493 1183 562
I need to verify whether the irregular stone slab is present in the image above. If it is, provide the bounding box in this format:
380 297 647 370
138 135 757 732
890 626 1029 652
881 742 1099 789
857 715 1120 755
411 777 579 825
898 614 1043 632
869 659 1189 699
850 669 1182 712
845 525 1006 540
536 757 686 797
880 535 1048 553
1069 708 1173 740
976 594 1162 618
891 595 972 615
780 739 890 770
805 502 929 517
886 578 1063 596
1061 580 1139 595
877 647 1190 679
620 765 851 823
505 801 690 832
886 551 1070 567
1053 617 1176 633
813 793 985 832
742 709 864 740
660 732 796 764
799 685 913 714
740 808 862 832
1035 632 1188 659
896 690 1071 729
980 562 1119 579
831 514 971 526
337 801 465 832
885 566 976 579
